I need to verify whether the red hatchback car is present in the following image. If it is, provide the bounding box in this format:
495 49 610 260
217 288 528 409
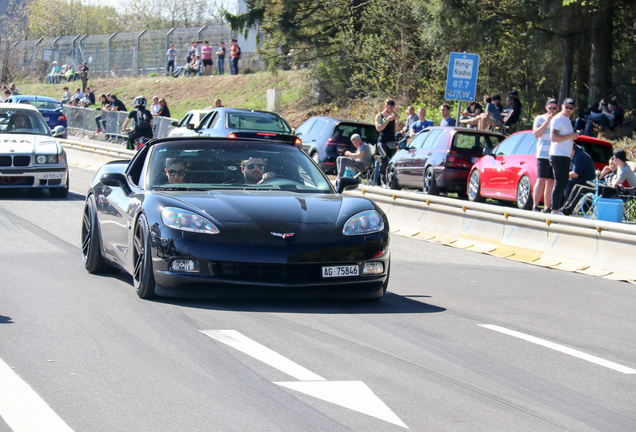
467 131 613 209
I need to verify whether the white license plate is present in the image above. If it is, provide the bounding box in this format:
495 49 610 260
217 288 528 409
322 265 359 278
43 173 64 179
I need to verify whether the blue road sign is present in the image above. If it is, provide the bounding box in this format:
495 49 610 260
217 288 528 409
445 52 480 102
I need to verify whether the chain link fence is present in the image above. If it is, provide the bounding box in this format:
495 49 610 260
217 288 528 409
63 105 176 143
2 24 261 81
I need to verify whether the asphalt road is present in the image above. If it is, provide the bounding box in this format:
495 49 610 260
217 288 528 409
0 166 635 432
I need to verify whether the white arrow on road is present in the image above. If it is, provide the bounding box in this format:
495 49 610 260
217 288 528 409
201 329 408 428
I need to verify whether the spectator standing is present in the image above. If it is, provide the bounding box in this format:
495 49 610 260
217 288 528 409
410 108 434 137
402 106 418 135
583 100 624 137
195 41 203 60
214 98 223 108
201 41 214 75
166 43 177 76
549 98 579 215
336 133 373 176
216 42 226 75
439 104 456 126
565 143 596 200
230 39 240 75
150 96 161 116
94 93 110 133
48 61 60 84
61 86 71 104
157 98 170 118
531 98 558 212
186 41 196 64
79 62 89 92
374 99 400 185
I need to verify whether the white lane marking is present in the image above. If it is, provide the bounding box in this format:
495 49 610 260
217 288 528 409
201 330 408 428
480 324 636 375
200 330 325 381
276 381 408 428
0 357 75 432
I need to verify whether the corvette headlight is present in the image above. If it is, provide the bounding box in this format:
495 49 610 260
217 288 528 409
161 207 219 234
343 210 384 235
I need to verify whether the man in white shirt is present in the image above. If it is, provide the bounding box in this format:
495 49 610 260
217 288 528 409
549 98 579 215
532 98 558 212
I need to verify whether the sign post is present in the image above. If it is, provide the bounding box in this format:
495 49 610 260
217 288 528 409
445 52 480 124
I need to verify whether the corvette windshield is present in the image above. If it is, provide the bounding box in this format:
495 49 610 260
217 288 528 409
0 109 51 136
148 141 332 193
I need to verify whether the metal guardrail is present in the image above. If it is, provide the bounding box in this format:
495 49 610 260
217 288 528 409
62 105 176 142
345 184 636 282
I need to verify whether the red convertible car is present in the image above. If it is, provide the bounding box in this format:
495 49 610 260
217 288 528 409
467 131 613 209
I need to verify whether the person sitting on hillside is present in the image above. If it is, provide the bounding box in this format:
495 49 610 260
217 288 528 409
502 95 520 129
48 61 60 84
60 86 72 104
583 100 624 137
64 65 75 82
184 55 201 77
574 98 605 131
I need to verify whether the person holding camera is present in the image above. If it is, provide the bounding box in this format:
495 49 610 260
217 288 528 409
583 100 624 137
374 99 400 186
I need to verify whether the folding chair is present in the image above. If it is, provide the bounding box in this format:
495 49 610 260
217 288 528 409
617 187 636 223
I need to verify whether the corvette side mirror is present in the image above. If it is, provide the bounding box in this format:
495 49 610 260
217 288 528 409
100 172 132 195
336 176 359 194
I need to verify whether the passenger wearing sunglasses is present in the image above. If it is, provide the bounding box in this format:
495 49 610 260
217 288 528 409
164 158 188 184
549 98 580 215
531 98 558 212
241 157 276 184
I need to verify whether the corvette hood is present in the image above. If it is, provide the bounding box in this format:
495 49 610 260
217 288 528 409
0 134 60 154
154 190 372 225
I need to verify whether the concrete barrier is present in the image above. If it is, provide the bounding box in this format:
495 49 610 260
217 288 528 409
349 185 636 283
62 139 134 170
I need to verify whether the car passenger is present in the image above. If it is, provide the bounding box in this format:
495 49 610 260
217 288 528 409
164 157 188 184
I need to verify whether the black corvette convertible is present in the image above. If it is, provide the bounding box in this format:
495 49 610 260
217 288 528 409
81 137 390 299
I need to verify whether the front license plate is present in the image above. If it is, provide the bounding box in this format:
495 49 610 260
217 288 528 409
43 173 64 179
472 157 478 163
322 265 359 278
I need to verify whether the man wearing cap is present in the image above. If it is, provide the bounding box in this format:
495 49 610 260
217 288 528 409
531 98 558 212
602 149 636 198
336 133 373 177
549 98 580 215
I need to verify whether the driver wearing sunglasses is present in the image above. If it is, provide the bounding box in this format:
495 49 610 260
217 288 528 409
164 157 187 184
241 157 276 184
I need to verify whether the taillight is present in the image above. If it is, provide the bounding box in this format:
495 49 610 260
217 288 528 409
294 137 302 147
257 132 277 136
228 132 237 139
445 151 471 169
58 114 67 122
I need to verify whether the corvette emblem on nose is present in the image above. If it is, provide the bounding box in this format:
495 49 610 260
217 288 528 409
271 232 295 239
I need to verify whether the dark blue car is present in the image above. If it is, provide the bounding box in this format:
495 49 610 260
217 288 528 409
5 95 68 138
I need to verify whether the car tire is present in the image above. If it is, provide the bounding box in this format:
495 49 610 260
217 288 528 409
133 214 156 299
50 172 69 199
387 164 400 190
468 170 486 203
81 195 108 274
516 175 534 210
423 167 440 195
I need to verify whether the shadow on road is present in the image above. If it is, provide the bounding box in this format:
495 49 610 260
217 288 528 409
0 314 14 324
0 188 85 201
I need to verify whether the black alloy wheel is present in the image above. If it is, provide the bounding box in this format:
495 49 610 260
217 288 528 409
133 214 157 299
81 195 107 273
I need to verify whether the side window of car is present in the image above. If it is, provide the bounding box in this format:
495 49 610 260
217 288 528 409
494 133 523 156
408 131 428 149
294 120 314 136
309 119 327 135
207 112 220 129
513 133 538 155
179 114 192 128
422 130 444 149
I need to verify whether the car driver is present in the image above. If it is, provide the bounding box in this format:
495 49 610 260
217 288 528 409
241 157 276 184
164 157 187 184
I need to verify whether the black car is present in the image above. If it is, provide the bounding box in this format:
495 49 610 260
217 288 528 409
81 137 390 300
189 108 301 147
295 117 380 174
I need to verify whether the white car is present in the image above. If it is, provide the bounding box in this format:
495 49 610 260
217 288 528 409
168 110 211 138
0 103 68 198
